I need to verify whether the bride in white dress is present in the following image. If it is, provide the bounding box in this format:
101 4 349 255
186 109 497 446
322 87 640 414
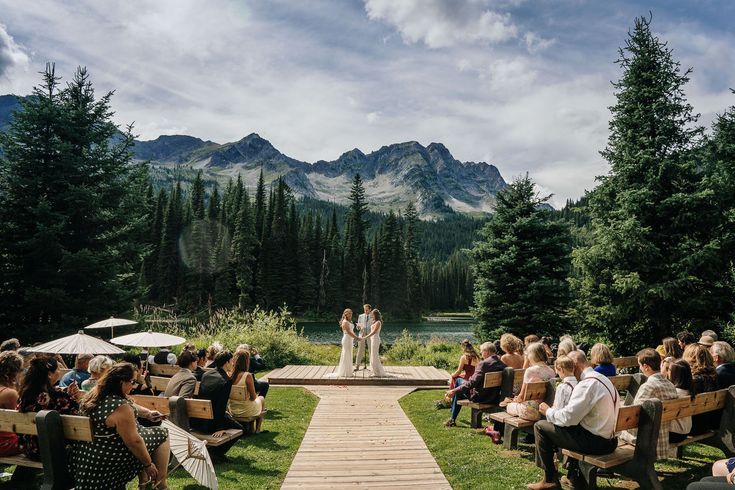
329 308 361 378
363 309 387 377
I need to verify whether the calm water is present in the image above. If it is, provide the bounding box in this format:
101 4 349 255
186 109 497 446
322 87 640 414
296 321 475 345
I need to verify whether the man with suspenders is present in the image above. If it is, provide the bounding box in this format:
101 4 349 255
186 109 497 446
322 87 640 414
528 350 620 490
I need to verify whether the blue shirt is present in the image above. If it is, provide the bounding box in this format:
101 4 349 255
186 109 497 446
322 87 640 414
58 368 90 388
593 363 616 377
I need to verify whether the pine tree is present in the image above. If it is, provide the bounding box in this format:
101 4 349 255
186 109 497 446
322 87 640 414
157 182 184 302
571 16 723 350
403 202 421 315
472 175 571 341
231 189 255 308
0 65 149 337
343 174 369 306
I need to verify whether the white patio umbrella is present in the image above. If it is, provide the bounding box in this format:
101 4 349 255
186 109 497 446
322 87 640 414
84 317 138 339
109 330 186 348
162 419 217 490
27 330 126 355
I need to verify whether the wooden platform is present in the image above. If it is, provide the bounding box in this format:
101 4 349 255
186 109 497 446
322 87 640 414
267 365 450 387
281 386 451 489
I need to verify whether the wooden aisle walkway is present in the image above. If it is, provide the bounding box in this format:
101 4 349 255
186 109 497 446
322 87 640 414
269 365 450 386
281 385 451 489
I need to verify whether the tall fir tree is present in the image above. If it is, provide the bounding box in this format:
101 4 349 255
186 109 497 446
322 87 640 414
343 174 369 306
0 65 148 337
571 16 726 351
472 175 571 341
231 189 256 308
403 202 421 315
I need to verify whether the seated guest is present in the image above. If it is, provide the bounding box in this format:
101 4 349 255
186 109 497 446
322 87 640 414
711 341 735 389
522 335 541 369
229 350 266 433
503 342 555 416
122 354 154 396
699 335 716 349
0 351 23 457
684 343 720 435
552 356 577 410
193 350 243 460
702 330 719 342
183 343 197 353
662 337 683 362
541 337 554 359
73 362 170 490
619 348 678 459
81 355 113 392
500 334 524 369
18 356 81 460
447 339 480 388
59 353 93 388
194 349 208 381
164 350 198 398
530 351 619 490
443 342 506 427
556 337 577 358
677 330 697 351
237 344 269 397
686 458 735 489
148 346 176 365
590 343 616 377
666 359 693 446
204 342 222 368
0 338 20 352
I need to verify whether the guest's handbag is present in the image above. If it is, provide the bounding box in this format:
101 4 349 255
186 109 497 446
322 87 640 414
517 400 541 421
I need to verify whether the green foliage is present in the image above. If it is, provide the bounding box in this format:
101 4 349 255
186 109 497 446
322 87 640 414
571 16 735 352
386 331 460 370
471 175 572 341
0 65 150 339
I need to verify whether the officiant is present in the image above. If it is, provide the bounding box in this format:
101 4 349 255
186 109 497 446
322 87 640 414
354 304 373 371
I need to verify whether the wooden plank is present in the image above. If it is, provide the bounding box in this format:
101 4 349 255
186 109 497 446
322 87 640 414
149 375 170 392
148 364 180 377
0 454 43 469
613 356 639 370
513 368 525 385
609 375 633 391
484 371 503 388
0 409 37 435
661 389 728 422
186 399 214 419
60 414 93 442
131 394 171 415
523 381 547 401
614 404 641 432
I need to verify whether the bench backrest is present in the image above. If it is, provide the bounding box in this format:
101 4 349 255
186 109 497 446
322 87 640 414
613 356 639 370
148 363 180 377
0 409 92 442
615 404 642 431
483 371 503 388
660 389 728 423
131 394 214 420
149 375 200 395
609 374 633 391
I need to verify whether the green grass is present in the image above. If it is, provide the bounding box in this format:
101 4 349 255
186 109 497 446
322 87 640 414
157 387 317 490
400 389 725 490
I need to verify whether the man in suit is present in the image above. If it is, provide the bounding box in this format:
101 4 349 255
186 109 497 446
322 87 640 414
443 342 506 426
354 303 373 371
164 349 198 398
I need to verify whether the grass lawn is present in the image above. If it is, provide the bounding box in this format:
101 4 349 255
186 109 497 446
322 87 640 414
150 387 317 490
400 389 725 490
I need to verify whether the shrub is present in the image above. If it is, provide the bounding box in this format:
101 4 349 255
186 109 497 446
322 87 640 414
387 330 421 362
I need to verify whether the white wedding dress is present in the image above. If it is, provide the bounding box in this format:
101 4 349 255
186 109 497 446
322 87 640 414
330 320 354 378
369 321 387 377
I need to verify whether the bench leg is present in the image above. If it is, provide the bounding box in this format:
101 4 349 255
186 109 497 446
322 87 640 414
579 461 598 490
676 445 684 459
470 409 483 429
503 425 519 450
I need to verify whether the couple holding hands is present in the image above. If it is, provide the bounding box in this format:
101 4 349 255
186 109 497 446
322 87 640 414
330 304 386 378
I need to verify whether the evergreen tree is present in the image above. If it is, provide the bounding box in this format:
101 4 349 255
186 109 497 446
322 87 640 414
184 170 210 307
0 65 149 337
571 16 725 350
472 175 571 340
403 202 421 315
343 174 369 306
231 189 255 308
157 182 184 302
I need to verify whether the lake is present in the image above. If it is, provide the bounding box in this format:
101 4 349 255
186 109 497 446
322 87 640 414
295 320 475 345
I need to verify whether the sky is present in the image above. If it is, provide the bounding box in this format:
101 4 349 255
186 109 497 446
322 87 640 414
0 0 733 206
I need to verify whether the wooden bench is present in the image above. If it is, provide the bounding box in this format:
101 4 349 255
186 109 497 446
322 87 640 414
148 363 181 377
230 384 265 433
613 356 639 371
457 367 522 428
149 375 200 396
562 386 735 490
488 374 637 450
0 408 93 490
131 395 243 449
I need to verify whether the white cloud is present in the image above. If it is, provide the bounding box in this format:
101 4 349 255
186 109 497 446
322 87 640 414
0 23 29 86
364 0 518 48
366 111 380 124
523 32 556 53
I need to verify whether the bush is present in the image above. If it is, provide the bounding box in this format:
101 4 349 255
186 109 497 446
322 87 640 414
386 331 460 370
387 330 421 362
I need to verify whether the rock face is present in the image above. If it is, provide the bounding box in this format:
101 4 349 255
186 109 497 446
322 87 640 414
134 133 507 216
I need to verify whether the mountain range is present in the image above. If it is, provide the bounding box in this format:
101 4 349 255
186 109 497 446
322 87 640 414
1 94 507 216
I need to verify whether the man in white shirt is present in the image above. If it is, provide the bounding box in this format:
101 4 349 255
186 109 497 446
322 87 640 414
354 304 372 371
528 350 620 490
